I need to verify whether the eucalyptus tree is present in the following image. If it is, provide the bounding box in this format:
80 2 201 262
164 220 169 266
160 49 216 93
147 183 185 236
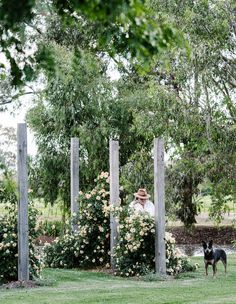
113 0 236 227
26 0 184 213
27 39 148 214
130 0 236 226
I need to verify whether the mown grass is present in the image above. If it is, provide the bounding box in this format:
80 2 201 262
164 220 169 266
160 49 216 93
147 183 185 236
1 256 236 304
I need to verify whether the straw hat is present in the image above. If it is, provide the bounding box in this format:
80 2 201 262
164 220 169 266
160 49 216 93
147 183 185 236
134 188 150 200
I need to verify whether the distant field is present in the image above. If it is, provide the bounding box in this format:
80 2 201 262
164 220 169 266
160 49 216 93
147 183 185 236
199 195 236 212
34 199 63 222
195 195 236 226
0 199 63 222
1 195 235 226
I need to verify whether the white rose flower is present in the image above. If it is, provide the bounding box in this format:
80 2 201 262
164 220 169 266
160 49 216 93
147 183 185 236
98 226 104 232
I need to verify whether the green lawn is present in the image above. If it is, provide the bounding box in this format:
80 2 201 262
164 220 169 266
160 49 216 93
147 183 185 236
1 256 236 304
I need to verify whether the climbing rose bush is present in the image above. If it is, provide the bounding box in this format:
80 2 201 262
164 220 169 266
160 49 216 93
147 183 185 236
113 209 195 277
43 172 111 268
0 172 43 283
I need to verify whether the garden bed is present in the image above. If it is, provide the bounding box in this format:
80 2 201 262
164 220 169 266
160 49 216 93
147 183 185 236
1 280 39 289
36 226 236 247
168 225 236 245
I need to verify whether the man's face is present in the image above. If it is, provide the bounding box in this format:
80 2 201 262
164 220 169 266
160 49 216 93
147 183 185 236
138 198 147 205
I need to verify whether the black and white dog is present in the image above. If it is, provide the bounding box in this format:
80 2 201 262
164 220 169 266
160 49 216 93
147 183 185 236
202 240 227 276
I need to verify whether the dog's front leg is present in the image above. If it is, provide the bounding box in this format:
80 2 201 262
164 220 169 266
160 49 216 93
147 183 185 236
205 263 208 276
213 264 217 277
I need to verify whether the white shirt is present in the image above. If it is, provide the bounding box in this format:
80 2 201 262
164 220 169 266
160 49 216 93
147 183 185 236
129 200 155 217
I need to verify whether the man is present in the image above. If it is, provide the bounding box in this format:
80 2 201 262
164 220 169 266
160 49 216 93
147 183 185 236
129 188 155 216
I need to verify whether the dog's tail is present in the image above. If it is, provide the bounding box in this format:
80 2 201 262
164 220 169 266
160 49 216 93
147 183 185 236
220 250 227 274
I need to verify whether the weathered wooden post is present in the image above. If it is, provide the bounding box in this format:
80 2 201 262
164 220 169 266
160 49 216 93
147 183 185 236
17 123 29 281
109 139 119 271
154 138 166 275
70 137 79 232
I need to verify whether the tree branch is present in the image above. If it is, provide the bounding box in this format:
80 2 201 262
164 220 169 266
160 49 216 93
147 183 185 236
0 91 40 106
211 77 236 123
24 22 43 35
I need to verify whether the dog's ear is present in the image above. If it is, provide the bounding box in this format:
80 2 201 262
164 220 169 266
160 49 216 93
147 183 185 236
202 241 207 248
209 240 213 247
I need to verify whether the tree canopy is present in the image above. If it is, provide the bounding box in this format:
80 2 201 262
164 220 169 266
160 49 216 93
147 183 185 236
0 0 183 88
